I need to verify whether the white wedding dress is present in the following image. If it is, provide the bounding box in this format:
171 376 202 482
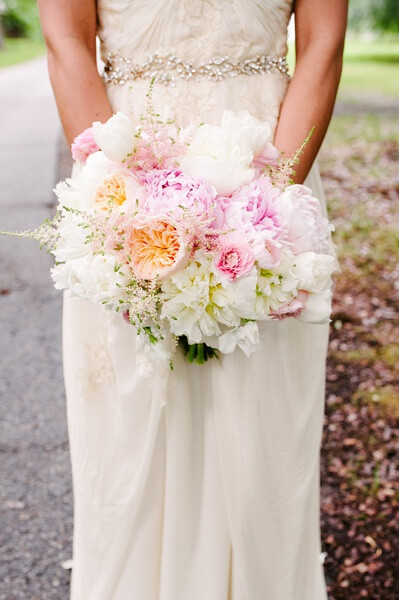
63 1 336 598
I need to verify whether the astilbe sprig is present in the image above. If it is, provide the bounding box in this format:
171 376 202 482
123 79 197 172
265 127 315 190
0 211 63 254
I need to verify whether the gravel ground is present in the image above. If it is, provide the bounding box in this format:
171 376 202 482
0 57 72 600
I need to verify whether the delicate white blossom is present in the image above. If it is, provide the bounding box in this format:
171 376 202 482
92 112 137 163
181 110 271 195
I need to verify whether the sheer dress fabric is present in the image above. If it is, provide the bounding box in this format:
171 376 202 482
64 1 335 598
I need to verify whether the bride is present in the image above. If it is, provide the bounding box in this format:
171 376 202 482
38 1 347 599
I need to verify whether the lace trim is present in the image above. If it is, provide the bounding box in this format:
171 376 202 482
74 331 115 401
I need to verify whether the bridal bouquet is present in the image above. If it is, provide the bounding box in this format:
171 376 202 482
4 91 337 365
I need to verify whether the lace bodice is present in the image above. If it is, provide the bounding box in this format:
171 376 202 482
97 0 293 65
96 0 294 132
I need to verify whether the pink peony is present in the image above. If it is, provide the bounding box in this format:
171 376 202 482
71 127 100 164
224 176 283 236
270 290 309 320
274 184 332 254
140 169 225 228
253 142 280 170
215 233 255 281
253 234 282 269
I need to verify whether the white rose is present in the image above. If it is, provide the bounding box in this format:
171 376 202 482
92 112 136 163
181 110 271 196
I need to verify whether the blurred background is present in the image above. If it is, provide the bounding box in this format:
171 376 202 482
0 1 398 599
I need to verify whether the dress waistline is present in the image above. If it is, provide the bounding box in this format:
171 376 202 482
102 51 289 86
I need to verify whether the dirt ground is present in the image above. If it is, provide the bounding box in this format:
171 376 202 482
320 114 399 599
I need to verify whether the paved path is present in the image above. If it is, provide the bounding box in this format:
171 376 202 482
0 57 72 600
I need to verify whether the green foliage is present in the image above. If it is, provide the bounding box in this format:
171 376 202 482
371 0 399 32
349 0 399 33
1 0 42 40
0 37 45 68
178 337 219 364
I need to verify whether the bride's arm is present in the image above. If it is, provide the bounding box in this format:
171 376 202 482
37 0 113 145
273 0 348 183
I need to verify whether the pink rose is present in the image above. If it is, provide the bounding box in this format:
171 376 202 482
253 142 280 170
215 233 255 281
71 127 100 164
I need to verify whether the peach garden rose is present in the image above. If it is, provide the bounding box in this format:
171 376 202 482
127 218 189 280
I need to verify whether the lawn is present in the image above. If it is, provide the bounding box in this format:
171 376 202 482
340 38 399 99
0 37 46 68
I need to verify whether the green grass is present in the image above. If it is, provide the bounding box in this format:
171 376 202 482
340 40 399 98
0 37 46 68
327 112 399 143
288 37 399 99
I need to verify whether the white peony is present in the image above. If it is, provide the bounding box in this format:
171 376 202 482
228 266 259 319
181 110 272 196
291 252 336 293
52 210 90 263
54 161 87 211
221 111 271 156
217 321 260 356
92 112 137 163
51 252 127 306
160 252 241 344
233 248 297 318
297 288 332 324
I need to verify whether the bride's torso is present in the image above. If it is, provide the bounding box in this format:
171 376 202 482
97 0 293 64
96 0 294 131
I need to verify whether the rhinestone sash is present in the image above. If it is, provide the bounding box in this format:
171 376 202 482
102 51 289 86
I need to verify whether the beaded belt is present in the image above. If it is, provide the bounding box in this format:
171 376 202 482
102 51 289 86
